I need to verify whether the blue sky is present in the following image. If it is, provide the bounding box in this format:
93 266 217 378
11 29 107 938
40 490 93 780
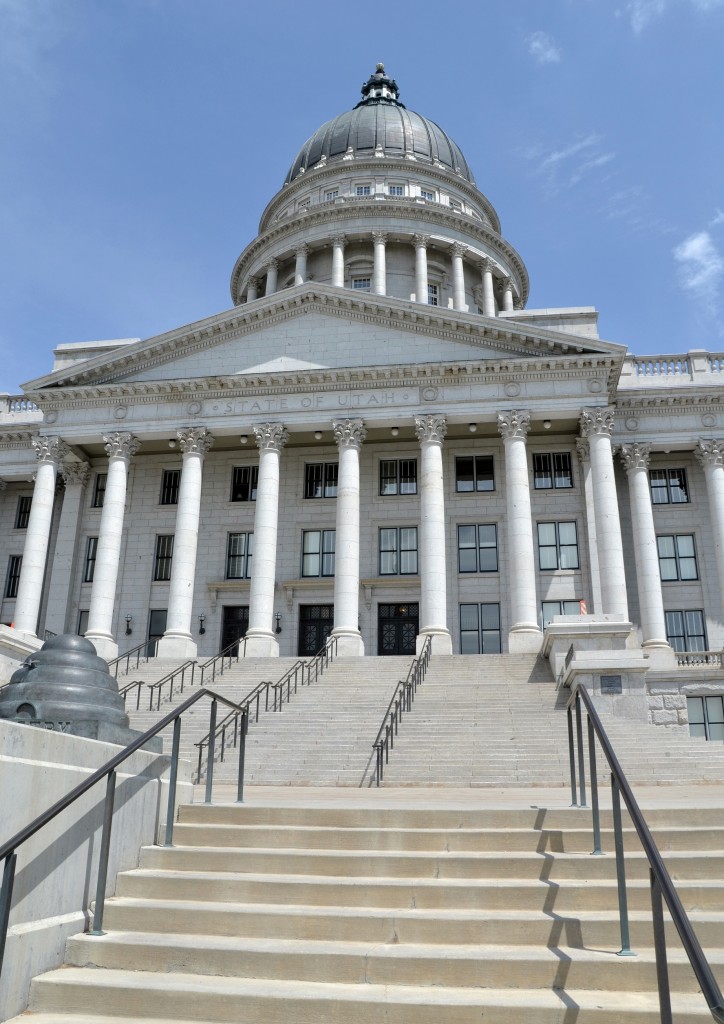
1 0 723 394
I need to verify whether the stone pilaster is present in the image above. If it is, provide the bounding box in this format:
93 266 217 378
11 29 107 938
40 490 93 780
695 439 724 622
414 415 452 654
331 419 366 657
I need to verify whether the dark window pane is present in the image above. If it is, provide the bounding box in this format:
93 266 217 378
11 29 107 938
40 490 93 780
553 453 573 488
533 454 552 489
92 473 107 508
231 466 258 502
160 469 180 505
455 457 474 492
669 468 689 503
15 496 32 529
474 456 495 491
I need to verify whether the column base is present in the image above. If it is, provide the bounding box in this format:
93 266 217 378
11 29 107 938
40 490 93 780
156 633 198 661
417 629 453 656
241 632 280 658
84 632 119 662
331 629 365 657
508 627 543 654
641 640 677 670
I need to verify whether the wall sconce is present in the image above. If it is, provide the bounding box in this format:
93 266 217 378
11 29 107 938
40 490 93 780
125 614 132 636
543 419 552 430
168 438 177 449
468 423 477 433
314 431 322 440
198 614 206 635
239 434 248 444
390 426 399 437
275 612 282 634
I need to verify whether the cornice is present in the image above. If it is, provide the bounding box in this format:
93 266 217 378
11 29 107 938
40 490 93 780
0 429 37 449
615 392 724 411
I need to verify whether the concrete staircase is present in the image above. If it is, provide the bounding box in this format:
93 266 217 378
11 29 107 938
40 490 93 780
9 795 724 1022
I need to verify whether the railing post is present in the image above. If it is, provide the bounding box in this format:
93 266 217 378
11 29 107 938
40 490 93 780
205 699 218 804
0 853 17 979
236 709 248 803
567 704 578 806
163 716 182 847
90 770 116 935
587 715 603 855
611 776 634 956
650 868 673 1023
575 692 587 807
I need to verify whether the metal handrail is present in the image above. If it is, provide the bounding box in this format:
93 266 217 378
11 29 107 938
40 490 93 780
271 659 310 709
198 638 246 686
146 659 197 711
297 633 338 689
107 637 158 680
567 684 724 1023
194 678 277 782
118 678 147 711
371 635 432 786
0 685 250 984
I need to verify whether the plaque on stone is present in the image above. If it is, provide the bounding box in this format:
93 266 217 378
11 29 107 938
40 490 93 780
600 674 623 695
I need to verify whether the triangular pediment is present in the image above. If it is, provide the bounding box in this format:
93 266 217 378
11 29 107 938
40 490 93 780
23 283 625 393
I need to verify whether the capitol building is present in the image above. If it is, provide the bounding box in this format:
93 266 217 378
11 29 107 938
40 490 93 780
1 65 724 714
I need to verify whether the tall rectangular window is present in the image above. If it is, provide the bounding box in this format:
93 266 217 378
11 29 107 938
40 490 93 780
230 465 258 502
455 455 495 493
650 468 689 504
92 473 107 508
533 453 573 489
665 610 706 653
459 603 501 654
427 283 439 306
657 534 698 581
153 535 174 582
537 522 579 570
302 530 335 577
304 463 338 498
5 555 22 599
84 536 98 583
457 524 498 573
688 696 724 741
379 459 417 495
14 496 32 529
226 532 253 579
379 527 418 575
160 468 180 505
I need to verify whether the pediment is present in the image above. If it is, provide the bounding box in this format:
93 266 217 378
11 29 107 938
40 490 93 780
24 284 625 393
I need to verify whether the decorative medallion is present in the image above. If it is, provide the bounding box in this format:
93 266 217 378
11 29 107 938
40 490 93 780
45 411 58 424
113 406 128 420
187 402 202 416
702 414 717 428
421 386 439 402
504 382 520 398
587 379 604 394
625 418 639 432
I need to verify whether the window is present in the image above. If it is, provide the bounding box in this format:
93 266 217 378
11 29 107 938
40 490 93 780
302 530 335 577
92 473 107 508
231 466 258 502
355 184 371 196
533 453 573 489
226 532 253 579
153 535 174 582
160 469 180 505
5 555 22 599
14 496 32 529
84 537 98 583
77 609 89 636
457 524 498 573
542 600 582 629
352 277 371 291
304 463 338 498
650 468 689 504
665 610 706 653
388 184 404 196
460 603 501 654
455 455 495 493
657 534 698 581
325 189 339 201
427 283 439 306
538 522 579 570
379 459 417 495
420 189 434 201
688 696 724 741
448 198 462 212
379 527 418 575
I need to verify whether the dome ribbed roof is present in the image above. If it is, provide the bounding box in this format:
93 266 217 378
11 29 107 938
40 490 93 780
285 64 475 186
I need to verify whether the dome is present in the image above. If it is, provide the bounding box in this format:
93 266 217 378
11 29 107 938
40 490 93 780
285 64 475 186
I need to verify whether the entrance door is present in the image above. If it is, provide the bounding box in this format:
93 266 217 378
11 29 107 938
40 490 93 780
221 605 249 655
378 603 419 655
298 605 333 656
147 609 167 657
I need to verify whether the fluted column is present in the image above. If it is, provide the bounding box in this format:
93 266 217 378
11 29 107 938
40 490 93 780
246 277 259 302
157 428 214 660
332 419 366 656
502 278 514 312
580 408 628 619
372 232 387 295
576 439 602 614
481 258 496 316
498 412 541 651
294 243 310 286
13 436 68 637
331 234 346 288
244 423 288 657
264 258 278 296
619 443 673 662
44 461 90 635
695 439 724 621
413 234 429 304
85 432 141 660
451 243 467 311
414 415 452 655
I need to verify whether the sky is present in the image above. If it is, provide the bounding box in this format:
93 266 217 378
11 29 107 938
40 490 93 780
1 0 723 394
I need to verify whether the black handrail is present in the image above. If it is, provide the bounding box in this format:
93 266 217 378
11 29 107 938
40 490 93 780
198 639 246 686
568 684 724 1023
371 635 431 786
194 678 275 782
107 637 158 680
271 659 309 709
146 659 197 710
0 685 248 984
118 678 146 711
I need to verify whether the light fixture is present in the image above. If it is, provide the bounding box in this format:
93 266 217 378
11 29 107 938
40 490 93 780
314 430 322 440
125 614 132 636
240 434 248 444
275 612 282 635
198 614 206 635
390 426 399 437
543 419 551 430
168 438 177 449
468 423 477 433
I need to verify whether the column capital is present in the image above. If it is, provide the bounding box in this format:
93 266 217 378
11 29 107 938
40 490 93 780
295 242 311 257
61 461 90 487
619 442 651 473
414 414 447 445
331 233 347 248
31 435 68 465
264 257 279 272
178 426 214 456
497 410 530 441
580 406 615 438
695 438 724 469
253 422 288 452
480 256 494 274
103 432 141 461
412 233 430 249
247 275 259 288
332 418 367 450
575 437 590 464
502 277 514 293
450 241 467 259
513 297 525 310
371 231 388 245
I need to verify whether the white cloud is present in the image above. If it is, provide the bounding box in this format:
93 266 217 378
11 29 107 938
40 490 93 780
711 209 724 227
527 31 561 64
673 231 724 308
625 0 724 31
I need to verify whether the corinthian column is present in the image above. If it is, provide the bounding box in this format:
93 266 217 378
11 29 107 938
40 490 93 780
451 243 467 311
331 234 346 288
372 232 387 295
157 428 214 660
502 278 515 312
44 461 90 636
619 443 673 663
246 277 259 302
413 234 429 304
695 439 724 621
580 408 628 619
576 439 602 613
244 423 288 657
85 432 141 660
13 436 68 637
498 411 541 651
481 258 496 316
414 415 452 654
294 243 310 286
331 419 366 656
264 258 279 296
